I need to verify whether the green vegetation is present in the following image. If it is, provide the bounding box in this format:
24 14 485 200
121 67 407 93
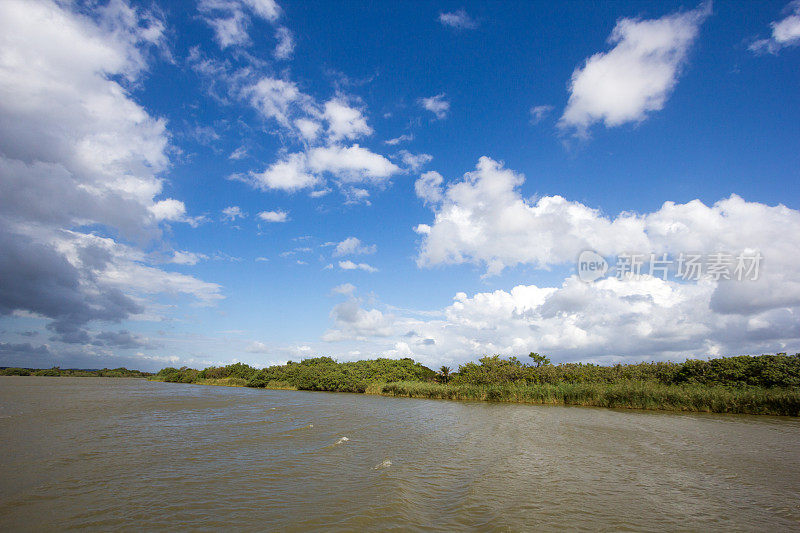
145 353 800 416
149 357 435 392
0 366 151 378
377 381 800 416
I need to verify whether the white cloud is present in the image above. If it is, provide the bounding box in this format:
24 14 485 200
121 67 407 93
203 7 250 48
559 3 710 135
171 250 207 265
411 157 800 364
321 274 800 368
530 105 553 124
416 157 800 281
241 144 399 193
242 0 280 21
419 93 450 119
149 199 205 227
246 76 306 128
0 0 221 343
338 260 378 273
333 237 376 256
274 26 295 59
323 98 373 141
294 118 322 141
258 210 289 222
150 199 186 221
199 0 280 49
245 340 270 353
306 144 400 184
229 146 247 160
384 133 413 145
221 205 246 221
332 283 356 295
750 1 800 53
323 299 395 340
245 152 321 192
414 171 444 204
320 258 800 367
236 77 399 197
399 150 433 172
439 9 478 29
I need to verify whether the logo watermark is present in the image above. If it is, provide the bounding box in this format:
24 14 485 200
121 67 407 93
577 251 762 283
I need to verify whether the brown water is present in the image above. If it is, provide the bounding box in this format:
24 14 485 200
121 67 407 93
1 377 799 531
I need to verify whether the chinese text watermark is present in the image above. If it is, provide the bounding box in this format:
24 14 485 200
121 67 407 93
577 250 762 283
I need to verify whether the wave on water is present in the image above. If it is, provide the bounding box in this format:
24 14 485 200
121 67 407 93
373 459 392 470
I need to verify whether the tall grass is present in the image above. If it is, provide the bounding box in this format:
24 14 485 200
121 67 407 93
375 381 800 416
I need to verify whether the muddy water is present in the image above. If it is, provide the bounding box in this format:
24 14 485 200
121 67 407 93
1 377 798 531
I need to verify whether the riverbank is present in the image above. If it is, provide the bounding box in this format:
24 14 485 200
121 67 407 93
144 374 800 416
0 367 151 378
141 354 800 416
371 381 800 416
147 375 296 389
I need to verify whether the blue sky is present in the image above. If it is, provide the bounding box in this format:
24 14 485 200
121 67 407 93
0 0 799 371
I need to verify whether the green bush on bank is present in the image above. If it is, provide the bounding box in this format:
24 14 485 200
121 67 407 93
451 353 800 389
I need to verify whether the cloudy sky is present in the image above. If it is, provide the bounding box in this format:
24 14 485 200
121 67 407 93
0 0 799 371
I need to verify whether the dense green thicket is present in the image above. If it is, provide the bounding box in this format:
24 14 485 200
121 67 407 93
0 367 151 378
151 353 800 390
152 357 436 392
452 354 800 389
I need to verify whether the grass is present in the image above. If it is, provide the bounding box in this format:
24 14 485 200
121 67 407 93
145 376 800 415
373 380 800 416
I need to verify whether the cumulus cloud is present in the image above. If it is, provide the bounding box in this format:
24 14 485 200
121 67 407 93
559 3 710 135
323 98 373 141
414 171 444 205
419 93 450 120
416 157 800 279
258 210 289 222
439 9 478 29
400 156 800 365
750 1 800 53
245 76 309 128
244 153 320 191
338 260 378 273
322 275 800 368
333 237 376 256
0 0 222 349
235 76 400 197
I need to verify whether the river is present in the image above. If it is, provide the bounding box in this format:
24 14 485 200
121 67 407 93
1 377 798 531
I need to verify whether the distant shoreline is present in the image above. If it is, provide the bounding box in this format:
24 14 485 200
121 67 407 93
141 375 800 417
0 367 151 378
6 354 799 417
